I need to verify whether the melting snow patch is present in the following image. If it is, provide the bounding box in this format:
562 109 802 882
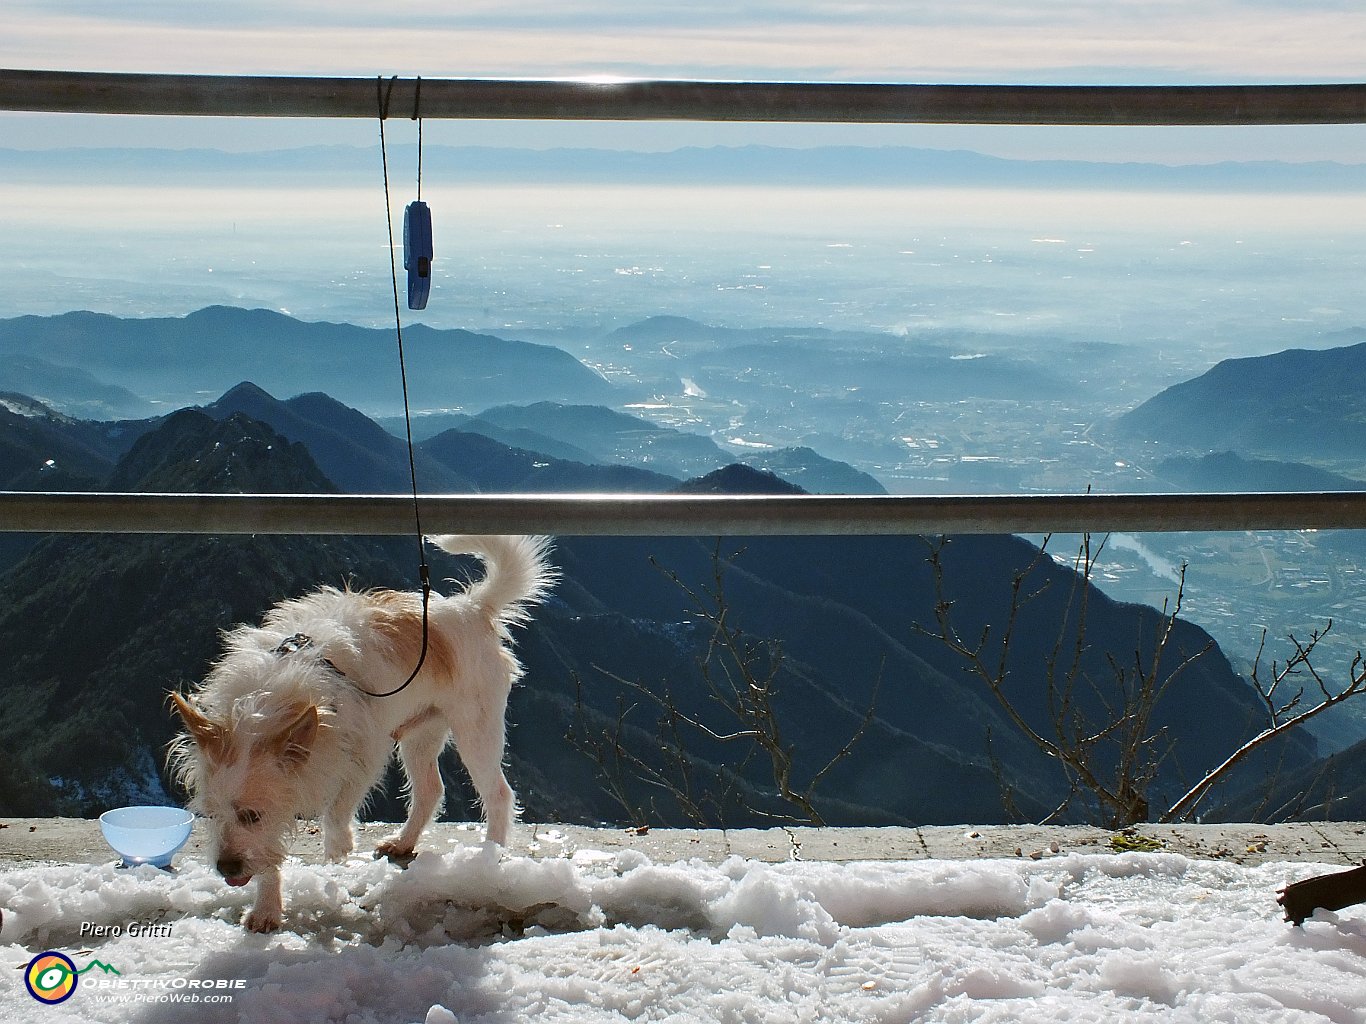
2 847 1364 1022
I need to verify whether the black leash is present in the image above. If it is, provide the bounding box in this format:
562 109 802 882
369 74 431 700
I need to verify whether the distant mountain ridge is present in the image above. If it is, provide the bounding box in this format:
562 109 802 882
0 306 618 415
1158 451 1366 492
3 144 1363 192
473 402 730 479
0 392 118 490
392 399 888 494
1112 339 1366 471
0 355 152 419
204 382 476 494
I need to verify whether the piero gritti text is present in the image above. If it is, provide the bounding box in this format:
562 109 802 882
78 920 175 938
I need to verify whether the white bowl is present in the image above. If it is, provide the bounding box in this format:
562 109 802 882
99 806 194 868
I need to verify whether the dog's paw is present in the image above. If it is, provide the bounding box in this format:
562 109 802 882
374 838 417 866
324 830 355 862
244 909 282 934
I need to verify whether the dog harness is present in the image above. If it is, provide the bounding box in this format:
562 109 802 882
273 628 424 701
273 633 346 679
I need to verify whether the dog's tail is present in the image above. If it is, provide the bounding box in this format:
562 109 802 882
426 534 558 627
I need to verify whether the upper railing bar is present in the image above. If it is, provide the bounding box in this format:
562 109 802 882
3 71 1365 125
4 490 1366 537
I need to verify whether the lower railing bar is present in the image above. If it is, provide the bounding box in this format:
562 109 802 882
3 491 1366 537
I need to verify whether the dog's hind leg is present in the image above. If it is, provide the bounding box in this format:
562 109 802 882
376 721 449 860
448 701 517 846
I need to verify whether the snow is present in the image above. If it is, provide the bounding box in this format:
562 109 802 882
0 397 45 418
3 842 1365 1023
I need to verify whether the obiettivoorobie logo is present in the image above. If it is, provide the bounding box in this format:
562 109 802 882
23 951 120 1004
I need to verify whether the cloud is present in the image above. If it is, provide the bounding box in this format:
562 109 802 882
3 1 1365 83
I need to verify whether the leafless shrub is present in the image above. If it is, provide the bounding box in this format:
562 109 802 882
922 532 1366 827
567 543 880 828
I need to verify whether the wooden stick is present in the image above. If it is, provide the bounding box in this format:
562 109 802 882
1277 864 1366 925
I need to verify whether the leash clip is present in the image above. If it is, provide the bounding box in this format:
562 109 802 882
274 633 315 657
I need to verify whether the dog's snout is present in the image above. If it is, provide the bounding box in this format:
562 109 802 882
217 856 245 878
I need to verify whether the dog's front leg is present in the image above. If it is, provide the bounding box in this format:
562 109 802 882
326 738 394 861
245 868 285 933
322 811 356 862
323 779 371 862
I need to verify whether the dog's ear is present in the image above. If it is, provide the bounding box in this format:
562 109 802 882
169 692 227 764
273 704 319 766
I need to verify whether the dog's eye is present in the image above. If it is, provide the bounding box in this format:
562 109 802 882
236 808 262 827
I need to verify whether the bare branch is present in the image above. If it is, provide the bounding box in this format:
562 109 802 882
1161 631 1366 823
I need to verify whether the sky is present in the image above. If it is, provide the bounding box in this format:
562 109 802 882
3 1 1365 161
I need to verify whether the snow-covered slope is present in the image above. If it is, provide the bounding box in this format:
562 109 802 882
1 842 1359 1022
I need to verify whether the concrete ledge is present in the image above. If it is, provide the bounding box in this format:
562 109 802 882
3 818 1365 868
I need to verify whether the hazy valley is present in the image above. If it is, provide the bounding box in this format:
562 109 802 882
3 140 1366 820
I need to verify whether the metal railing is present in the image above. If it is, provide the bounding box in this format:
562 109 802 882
3 491 1366 537
3 69 1364 538
3 70 1365 125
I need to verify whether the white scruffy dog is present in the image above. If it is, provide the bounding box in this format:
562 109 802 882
169 534 557 932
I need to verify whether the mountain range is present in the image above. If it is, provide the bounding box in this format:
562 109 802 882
392 400 887 494
1156 452 1366 493
0 306 618 416
1111 331 1366 476
0 305 1078 458
0 303 897 496
0 380 1323 826
4 144 1363 192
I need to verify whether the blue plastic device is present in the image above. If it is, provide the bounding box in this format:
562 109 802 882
403 200 433 310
